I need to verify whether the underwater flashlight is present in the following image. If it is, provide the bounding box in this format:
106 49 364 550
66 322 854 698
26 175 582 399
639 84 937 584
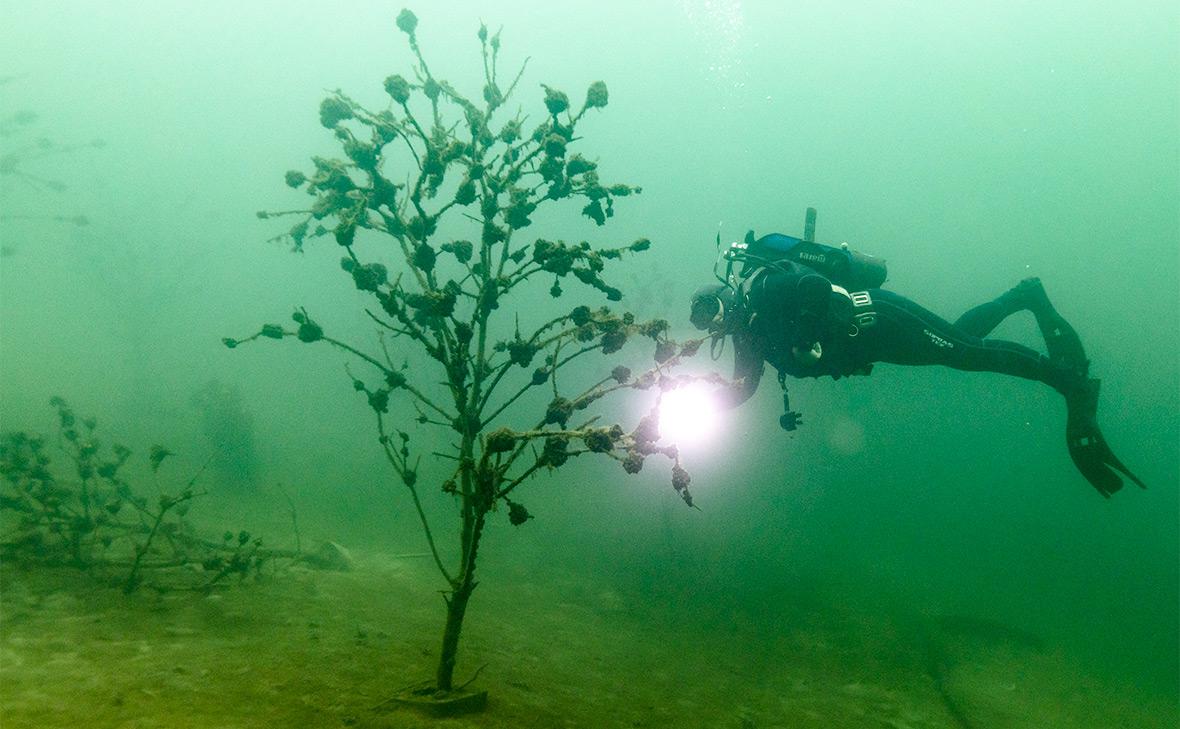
657 382 720 448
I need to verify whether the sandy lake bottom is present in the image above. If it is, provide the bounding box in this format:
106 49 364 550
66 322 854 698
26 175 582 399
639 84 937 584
1 551 1175 729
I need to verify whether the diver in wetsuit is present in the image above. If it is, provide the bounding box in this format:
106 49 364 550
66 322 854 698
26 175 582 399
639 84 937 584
690 251 1145 497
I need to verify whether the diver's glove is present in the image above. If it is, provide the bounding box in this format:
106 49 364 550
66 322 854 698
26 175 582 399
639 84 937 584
779 387 802 431
792 341 823 365
779 410 803 431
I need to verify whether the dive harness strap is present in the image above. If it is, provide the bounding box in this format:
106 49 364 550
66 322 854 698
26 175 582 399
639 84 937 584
833 285 877 335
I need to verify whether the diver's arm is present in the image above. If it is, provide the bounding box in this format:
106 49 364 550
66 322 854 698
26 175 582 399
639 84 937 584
758 270 833 362
716 331 765 409
790 273 833 350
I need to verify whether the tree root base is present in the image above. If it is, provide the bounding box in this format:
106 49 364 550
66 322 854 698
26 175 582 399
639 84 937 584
386 681 488 717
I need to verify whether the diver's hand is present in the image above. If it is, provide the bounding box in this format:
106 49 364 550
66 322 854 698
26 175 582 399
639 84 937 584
779 410 803 431
792 341 823 364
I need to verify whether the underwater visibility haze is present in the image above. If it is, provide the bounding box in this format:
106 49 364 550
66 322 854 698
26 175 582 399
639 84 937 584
0 1 1177 727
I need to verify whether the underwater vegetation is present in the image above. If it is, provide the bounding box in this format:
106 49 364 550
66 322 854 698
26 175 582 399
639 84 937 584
0 398 297 595
230 8 714 713
0 108 101 239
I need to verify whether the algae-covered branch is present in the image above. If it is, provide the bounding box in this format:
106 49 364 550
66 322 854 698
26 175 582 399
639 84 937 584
0 398 296 594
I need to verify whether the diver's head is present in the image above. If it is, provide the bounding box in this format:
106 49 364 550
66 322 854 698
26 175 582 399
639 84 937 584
690 284 739 334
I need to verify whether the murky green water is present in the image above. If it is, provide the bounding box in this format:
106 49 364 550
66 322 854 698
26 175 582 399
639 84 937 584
2 2 1176 727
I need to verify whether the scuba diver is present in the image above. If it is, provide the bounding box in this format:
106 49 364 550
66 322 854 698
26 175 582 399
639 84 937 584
690 211 1145 497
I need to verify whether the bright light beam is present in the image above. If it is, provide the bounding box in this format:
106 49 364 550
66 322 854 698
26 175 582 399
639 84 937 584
657 382 720 448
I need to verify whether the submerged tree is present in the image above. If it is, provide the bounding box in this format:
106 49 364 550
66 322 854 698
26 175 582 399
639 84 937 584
0 398 293 594
0 109 105 193
0 106 100 257
0 108 102 238
230 9 705 709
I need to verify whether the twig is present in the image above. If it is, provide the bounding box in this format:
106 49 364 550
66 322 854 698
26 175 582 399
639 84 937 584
458 663 489 690
377 416 454 585
276 482 302 555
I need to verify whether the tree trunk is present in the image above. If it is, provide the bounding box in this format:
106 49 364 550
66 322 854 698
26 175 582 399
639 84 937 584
435 575 475 692
435 512 486 692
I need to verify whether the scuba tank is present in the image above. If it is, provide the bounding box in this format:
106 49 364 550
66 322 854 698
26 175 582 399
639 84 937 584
719 207 888 292
739 232 887 290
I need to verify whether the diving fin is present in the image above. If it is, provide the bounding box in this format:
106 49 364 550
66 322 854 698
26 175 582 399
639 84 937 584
1065 378 1147 497
1020 278 1089 376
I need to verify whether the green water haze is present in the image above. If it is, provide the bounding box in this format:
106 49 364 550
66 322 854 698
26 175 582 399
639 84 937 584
1 1 1176 726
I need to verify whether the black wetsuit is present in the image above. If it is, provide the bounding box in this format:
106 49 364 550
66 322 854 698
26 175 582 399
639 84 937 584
727 265 1078 405
714 260 1144 497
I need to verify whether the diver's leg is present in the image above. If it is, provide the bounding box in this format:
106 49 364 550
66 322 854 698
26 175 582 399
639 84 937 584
954 301 1012 339
868 290 1075 391
954 280 1039 338
954 277 1067 339
1001 282 1140 493
955 278 1089 375
1021 279 1089 376
864 290 1144 496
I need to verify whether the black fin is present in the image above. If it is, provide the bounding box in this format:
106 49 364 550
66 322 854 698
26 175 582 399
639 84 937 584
1066 379 1147 496
1024 279 1089 375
